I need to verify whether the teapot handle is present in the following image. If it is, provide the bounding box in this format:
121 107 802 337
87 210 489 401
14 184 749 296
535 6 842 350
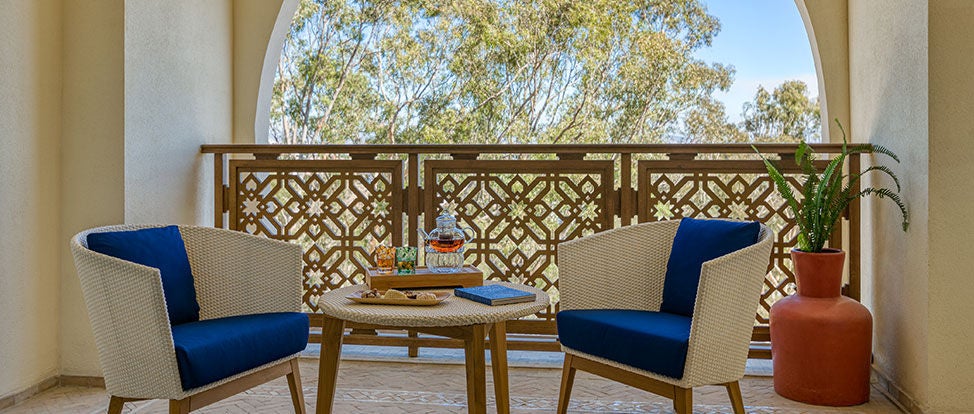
460 227 476 244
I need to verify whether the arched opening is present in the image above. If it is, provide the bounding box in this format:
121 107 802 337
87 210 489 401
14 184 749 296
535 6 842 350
253 0 302 144
262 1 823 145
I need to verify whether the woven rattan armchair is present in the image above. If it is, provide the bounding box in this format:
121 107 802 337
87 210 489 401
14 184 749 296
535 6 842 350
555 219 773 414
71 225 308 414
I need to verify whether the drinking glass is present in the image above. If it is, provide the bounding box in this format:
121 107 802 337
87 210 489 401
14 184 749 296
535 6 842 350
396 246 417 274
374 245 396 274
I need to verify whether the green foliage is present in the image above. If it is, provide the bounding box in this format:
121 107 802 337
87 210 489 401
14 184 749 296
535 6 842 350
742 80 821 143
271 0 825 146
271 0 737 144
754 120 909 252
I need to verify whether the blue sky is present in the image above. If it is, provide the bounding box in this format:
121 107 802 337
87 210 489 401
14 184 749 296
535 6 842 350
696 1 818 122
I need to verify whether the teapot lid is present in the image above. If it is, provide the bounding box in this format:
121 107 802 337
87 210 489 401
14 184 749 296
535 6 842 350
435 211 456 228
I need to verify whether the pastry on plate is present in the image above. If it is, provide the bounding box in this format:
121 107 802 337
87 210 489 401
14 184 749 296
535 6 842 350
383 289 408 300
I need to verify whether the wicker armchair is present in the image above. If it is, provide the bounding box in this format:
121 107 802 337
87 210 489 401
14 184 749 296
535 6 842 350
555 219 773 414
70 225 308 414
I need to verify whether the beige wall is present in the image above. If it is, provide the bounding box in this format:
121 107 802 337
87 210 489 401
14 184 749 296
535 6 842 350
0 0 62 398
850 0 930 410
124 0 232 224
850 1 974 412
233 0 297 144
58 0 235 376
927 1 974 411
59 0 126 377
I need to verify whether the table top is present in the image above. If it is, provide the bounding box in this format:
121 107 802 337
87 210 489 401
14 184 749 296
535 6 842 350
316 281 550 327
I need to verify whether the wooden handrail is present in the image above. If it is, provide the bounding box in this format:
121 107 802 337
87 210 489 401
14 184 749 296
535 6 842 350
201 143 861 155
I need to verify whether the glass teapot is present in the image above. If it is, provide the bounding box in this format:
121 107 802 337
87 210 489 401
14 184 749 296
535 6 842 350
418 211 475 253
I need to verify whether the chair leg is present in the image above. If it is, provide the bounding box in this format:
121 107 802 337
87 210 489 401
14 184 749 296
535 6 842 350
287 358 307 414
725 381 745 414
673 387 693 414
556 354 577 414
169 398 190 414
107 396 125 414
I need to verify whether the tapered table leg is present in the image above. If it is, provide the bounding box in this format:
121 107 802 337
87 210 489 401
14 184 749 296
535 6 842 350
463 324 488 414
316 316 345 414
488 322 510 414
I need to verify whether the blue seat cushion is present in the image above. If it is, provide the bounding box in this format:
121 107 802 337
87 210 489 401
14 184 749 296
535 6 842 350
171 312 309 390
660 218 760 317
87 225 200 325
558 309 691 379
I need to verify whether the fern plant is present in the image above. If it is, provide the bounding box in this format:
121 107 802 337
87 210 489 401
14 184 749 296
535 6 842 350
754 120 909 252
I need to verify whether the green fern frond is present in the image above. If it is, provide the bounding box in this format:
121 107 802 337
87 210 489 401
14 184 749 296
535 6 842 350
856 187 910 230
753 119 909 252
847 165 902 192
846 144 900 163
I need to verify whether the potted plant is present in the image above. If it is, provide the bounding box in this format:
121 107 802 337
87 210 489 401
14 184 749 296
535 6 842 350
754 120 908 406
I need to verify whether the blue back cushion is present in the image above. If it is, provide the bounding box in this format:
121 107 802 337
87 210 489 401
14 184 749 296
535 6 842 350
660 218 760 317
172 312 309 390
87 226 200 325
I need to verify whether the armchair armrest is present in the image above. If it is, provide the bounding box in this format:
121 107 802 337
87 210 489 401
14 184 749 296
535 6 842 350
682 225 774 387
180 226 303 319
557 220 680 312
70 234 184 399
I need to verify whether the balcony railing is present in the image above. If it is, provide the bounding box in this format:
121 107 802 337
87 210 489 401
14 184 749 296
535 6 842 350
202 143 862 358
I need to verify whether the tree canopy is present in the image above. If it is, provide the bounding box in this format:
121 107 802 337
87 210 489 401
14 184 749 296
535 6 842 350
270 0 820 145
742 80 821 143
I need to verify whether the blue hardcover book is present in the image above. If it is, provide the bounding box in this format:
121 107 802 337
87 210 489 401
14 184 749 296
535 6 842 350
454 284 535 306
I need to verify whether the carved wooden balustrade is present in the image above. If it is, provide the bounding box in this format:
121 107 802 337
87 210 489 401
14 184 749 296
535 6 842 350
201 144 862 358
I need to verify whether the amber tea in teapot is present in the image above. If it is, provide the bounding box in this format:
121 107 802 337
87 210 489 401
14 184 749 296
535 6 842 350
428 237 465 253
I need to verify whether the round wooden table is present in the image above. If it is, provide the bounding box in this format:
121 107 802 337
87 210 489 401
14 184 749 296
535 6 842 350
315 282 549 414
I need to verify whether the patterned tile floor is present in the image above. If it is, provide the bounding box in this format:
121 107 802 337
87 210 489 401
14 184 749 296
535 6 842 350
1 346 903 413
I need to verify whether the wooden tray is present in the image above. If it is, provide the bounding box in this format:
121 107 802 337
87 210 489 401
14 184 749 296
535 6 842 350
366 266 483 291
345 291 452 306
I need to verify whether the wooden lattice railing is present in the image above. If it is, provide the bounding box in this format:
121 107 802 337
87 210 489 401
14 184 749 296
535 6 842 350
201 144 862 358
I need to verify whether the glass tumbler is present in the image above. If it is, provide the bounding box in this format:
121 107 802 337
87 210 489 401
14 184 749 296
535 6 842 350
374 245 396 274
396 246 417 274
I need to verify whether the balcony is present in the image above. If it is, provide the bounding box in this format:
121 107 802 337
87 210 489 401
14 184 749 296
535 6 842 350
2 0 968 413
5 144 906 413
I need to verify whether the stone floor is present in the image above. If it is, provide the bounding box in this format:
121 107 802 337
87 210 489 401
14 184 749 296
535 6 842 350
0 346 904 413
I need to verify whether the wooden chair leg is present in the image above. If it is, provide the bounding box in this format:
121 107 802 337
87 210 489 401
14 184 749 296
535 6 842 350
556 354 577 414
673 387 693 414
286 358 307 414
169 398 190 414
107 396 125 414
725 381 745 414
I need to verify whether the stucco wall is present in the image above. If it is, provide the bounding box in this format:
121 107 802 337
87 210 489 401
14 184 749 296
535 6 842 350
233 0 297 143
0 0 62 398
58 0 234 376
123 0 231 224
59 0 126 377
927 1 974 411
849 0 930 410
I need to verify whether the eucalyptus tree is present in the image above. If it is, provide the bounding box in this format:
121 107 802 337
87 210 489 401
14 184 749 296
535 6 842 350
270 0 738 145
742 80 821 143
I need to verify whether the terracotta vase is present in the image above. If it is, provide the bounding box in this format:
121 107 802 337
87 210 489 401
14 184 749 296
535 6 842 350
770 249 872 406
